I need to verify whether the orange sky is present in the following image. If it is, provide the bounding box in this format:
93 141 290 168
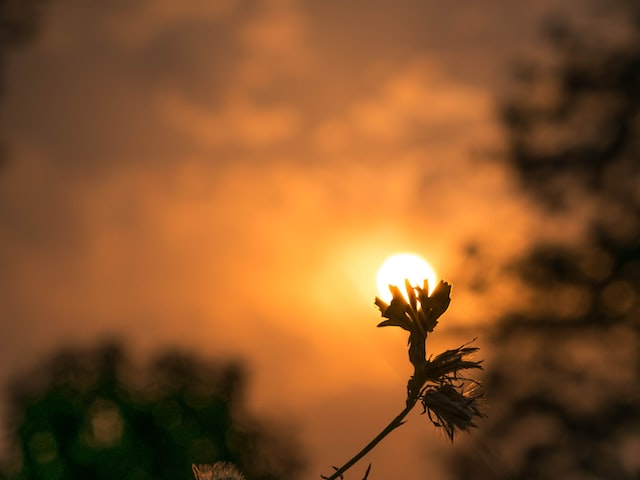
0 0 604 478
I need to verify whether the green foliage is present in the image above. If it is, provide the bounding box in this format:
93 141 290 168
0 343 306 480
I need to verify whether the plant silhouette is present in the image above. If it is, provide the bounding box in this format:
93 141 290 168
0 342 306 480
322 280 484 479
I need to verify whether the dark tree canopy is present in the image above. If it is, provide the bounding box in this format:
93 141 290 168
0 343 306 480
451 4 640 480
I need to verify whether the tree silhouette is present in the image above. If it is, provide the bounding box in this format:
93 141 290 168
0 342 306 480
451 4 640 479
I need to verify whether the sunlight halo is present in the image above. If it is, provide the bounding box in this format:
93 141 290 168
376 253 437 303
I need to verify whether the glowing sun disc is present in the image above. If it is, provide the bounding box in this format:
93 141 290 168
376 253 437 302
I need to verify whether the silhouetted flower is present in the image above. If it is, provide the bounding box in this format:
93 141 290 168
192 462 245 480
375 279 451 335
375 280 452 375
375 279 484 436
422 382 485 441
322 278 485 479
423 341 483 383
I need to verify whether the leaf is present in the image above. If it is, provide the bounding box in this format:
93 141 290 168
375 286 412 331
377 317 412 330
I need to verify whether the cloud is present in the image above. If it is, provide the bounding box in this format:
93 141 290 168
160 92 302 149
0 0 601 477
99 0 241 51
312 59 497 151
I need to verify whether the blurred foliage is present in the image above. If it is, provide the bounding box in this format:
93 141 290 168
0 343 306 480
451 3 640 479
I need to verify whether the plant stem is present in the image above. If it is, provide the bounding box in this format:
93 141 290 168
323 396 420 480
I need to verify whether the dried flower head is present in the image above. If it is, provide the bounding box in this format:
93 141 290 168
192 462 245 480
423 341 483 383
421 382 485 441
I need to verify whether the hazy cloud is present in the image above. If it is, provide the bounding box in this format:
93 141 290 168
0 0 598 477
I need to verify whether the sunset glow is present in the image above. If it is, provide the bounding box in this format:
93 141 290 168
0 1 610 478
376 253 437 302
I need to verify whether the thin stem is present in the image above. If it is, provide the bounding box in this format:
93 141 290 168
323 396 420 480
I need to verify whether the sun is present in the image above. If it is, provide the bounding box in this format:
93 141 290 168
376 253 437 302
